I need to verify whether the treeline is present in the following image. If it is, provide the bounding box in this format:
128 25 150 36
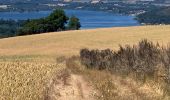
0 9 81 38
80 39 170 94
18 9 81 36
0 19 25 38
136 7 170 24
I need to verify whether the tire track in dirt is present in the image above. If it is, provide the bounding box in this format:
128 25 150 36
45 69 95 100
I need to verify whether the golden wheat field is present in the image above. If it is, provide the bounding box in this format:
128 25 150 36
1 25 170 100
0 62 67 100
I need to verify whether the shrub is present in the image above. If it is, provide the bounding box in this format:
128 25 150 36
80 39 170 86
80 48 112 70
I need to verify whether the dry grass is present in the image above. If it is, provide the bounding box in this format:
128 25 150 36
0 61 66 100
66 57 168 100
0 25 170 57
0 26 170 99
67 57 169 100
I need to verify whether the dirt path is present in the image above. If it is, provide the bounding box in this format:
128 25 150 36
45 71 165 100
45 70 95 100
44 58 166 100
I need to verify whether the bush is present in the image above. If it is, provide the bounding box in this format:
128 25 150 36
80 48 112 70
80 39 170 85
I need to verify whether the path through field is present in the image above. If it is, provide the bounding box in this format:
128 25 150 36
45 60 164 100
45 70 95 100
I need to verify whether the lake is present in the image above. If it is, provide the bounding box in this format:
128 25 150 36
0 10 139 29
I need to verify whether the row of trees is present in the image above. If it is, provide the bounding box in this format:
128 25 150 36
17 9 81 36
0 19 25 38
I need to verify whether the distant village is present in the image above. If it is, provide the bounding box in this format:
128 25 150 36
0 0 170 13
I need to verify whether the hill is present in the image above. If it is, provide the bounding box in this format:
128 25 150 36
1 25 170 100
136 7 170 24
0 25 170 57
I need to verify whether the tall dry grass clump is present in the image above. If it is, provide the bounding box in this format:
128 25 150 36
80 39 170 97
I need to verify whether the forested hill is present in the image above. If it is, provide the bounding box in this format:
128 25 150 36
136 7 170 25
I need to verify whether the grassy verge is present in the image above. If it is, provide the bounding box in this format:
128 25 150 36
66 55 169 100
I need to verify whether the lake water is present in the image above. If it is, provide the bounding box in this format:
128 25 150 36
0 10 139 29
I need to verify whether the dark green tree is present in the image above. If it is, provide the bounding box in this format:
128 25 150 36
17 9 69 36
68 16 81 30
46 9 69 31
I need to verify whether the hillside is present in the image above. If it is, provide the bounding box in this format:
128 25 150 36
136 7 170 24
0 25 170 57
1 25 170 100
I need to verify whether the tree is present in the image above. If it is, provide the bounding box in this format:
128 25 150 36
46 9 69 31
68 16 81 30
17 9 69 36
